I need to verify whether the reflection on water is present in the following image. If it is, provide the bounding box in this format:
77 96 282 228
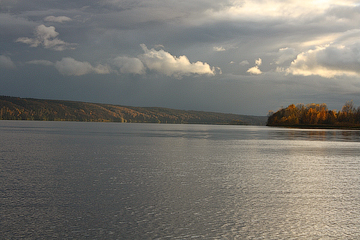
268 127 360 142
1 121 360 239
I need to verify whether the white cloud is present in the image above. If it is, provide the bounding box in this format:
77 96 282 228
204 0 358 23
213 46 226 52
24 43 217 78
16 25 76 51
247 58 262 75
113 56 145 74
286 41 360 78
247 66 262 75
44 16 72 23
0 55 16 69
255 58 262 66
139 44 215 77
54 58 110 76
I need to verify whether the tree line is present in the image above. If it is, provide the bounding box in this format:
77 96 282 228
0 96 267 125
267 101 360 128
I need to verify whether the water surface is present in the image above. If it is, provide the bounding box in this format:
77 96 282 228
1 121 360 239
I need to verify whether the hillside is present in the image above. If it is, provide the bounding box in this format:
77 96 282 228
0 96 267 125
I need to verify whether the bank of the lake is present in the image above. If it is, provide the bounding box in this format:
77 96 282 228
267 124 360 130
0 95 267 125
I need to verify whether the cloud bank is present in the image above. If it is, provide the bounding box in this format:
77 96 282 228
28 58 111 76
285 31 360 78
27 45 217 77
54 58 111 76
3 0 360 115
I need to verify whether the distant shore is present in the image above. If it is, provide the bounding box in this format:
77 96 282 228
267 124 360 130
0 96 267 125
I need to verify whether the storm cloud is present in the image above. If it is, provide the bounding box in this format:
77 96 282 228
2 0 360 115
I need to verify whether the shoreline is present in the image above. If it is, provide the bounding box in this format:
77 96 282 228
267 124 360 130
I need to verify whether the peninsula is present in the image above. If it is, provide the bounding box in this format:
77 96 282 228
267 101 360 129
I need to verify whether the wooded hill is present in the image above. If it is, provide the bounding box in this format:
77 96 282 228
0 96 266 125
267 101 360 128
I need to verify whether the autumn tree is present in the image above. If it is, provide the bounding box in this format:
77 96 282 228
267 101 360 128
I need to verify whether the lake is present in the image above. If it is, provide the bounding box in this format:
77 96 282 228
1 121 360 239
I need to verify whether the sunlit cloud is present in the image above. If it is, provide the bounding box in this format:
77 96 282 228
247 58 262 75
247 66 262 75
299 33 343 48
284 29 360 78
204 0 358 22
24 43 217 77
285 44 360 78
139 44 215 77
16 25 76 51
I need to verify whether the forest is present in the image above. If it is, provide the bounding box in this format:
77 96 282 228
0 96 267 125
267 101 360 128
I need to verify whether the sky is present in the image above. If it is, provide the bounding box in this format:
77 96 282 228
1 0 360 115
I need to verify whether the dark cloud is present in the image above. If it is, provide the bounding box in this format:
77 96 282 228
2 0 360 115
